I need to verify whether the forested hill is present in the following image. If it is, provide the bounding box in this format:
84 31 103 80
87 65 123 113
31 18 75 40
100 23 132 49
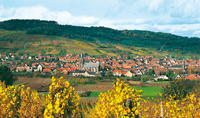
0 19 200 57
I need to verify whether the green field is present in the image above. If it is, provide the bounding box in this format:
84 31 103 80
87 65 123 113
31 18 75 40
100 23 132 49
88 92 105 97
87 86 162 98
135 86 162 98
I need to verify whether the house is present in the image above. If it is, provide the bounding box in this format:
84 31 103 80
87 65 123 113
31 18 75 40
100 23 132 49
0 54 6 58
82 62 100 73
154 75 169 81
117 55 121 59
72 70 85 76
61 70 69 75
10 66 16 72
185 74 199 80
37 65 43 72
134 69 143 76
43 68 51 73
113 70 122 76
84 71 97 77
125 71 135 77
145 55 153 59
16 67 25 72
28 56 32 59
24 66 31 72
175 74 187 80
32 63 38 68
168 65 183 70
154 68 167 76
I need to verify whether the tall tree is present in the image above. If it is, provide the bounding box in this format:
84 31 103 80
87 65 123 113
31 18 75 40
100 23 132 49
0 65 15 85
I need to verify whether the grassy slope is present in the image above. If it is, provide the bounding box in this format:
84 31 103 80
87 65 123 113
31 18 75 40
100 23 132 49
0 30 162 56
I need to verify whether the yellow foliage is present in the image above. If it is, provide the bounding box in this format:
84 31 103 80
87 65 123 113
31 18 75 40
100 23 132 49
41 40 52 45
138 91 200 117
27 41 40 47
44 77 80 118
2 77 200 117
0 77 80 118
0 82 45 117
89 78 142 118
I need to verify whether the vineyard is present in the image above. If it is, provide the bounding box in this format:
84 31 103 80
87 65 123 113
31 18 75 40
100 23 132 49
0 30 165 57
1 77 200 117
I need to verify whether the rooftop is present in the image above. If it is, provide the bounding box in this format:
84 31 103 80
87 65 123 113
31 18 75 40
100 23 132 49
83 63 99 68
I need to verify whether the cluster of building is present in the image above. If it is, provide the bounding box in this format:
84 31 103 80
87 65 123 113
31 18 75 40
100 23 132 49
1 53 200 80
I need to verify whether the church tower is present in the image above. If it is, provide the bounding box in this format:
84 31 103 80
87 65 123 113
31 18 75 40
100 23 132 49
80 51 84 70
182 59 185 70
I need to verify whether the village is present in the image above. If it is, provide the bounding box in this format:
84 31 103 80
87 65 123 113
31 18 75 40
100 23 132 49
0 52 200 81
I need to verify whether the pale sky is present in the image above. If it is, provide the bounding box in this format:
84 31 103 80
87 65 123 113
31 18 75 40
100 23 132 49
1 0 200 37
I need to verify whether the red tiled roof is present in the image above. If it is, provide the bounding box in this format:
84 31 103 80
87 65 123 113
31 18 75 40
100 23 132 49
185 74 199 80
10 66 16 70
43 69 51 72
113 70 122 74
16 67 24 70
70 68 76 71
44 63 49 66
145 56 153 58
32 63 38 66
49 65 57 68
57 68 65 71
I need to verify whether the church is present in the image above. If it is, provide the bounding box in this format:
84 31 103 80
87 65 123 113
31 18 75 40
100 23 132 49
79 52 99 73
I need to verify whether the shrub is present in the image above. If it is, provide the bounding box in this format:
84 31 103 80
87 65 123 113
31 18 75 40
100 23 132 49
89 78 142 117
0 77 80 118
44 77 80 117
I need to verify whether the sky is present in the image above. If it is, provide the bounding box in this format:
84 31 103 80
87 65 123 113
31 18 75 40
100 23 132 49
1 0 200 37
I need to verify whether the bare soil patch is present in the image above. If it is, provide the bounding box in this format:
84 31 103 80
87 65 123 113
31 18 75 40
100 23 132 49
74 85 114 92
144 83 169 87
15 76 52 91
94 81 113 85
128 81 169 87
81 97 98 103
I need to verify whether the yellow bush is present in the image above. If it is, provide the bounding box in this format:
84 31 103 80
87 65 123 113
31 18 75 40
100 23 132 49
0 81 45 117
2 77 200 117
89 78 142 118
0 77 80 118
44 77 80 118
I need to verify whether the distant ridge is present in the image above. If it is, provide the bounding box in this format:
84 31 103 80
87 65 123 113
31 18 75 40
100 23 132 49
0 19 199 58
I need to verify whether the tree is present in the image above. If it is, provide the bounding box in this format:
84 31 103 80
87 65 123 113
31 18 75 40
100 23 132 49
55 57 59 62
0 65 15 86
105 70 113 77
162 80 188 100
56 62 60 66
147 69 155 76
166 69 174 77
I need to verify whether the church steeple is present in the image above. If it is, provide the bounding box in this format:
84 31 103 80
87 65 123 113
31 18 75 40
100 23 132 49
80 51 83 70
182 59 185 70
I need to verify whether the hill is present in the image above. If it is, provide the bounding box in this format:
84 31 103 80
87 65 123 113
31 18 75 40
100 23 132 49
0 19 199 58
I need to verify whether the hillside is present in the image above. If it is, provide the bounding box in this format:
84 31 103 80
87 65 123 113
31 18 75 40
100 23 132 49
0 19 199 58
